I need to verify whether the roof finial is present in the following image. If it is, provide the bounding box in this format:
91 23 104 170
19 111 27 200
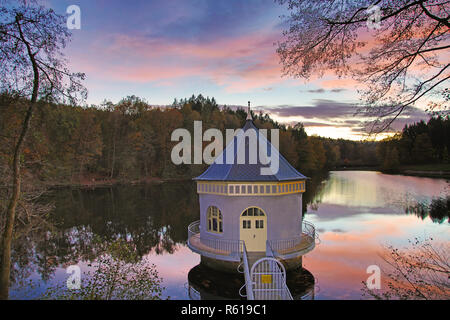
246 101 252 121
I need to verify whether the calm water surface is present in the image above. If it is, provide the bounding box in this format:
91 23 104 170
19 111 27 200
9 171 449 299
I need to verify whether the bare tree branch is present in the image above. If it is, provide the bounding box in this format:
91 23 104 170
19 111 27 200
277 0 450 134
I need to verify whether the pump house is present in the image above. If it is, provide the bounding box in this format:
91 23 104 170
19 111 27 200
187 104 316 272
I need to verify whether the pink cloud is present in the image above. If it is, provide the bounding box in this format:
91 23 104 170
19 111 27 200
71 30 289 91
320 78 360 89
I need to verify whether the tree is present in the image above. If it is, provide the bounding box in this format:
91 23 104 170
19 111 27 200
292 122 308 141
71 109 103 179
412 132 434 163
0 2 86 299
277 0 449 133
382 146 400 172
362 237 450 300
280 130 300 167
309 137 327 171
325 142 341 168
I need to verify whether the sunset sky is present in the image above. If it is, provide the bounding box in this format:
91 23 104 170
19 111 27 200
48 0 431 140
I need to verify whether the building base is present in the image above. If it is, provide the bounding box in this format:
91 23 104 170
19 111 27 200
201 256 240 274
188 263 315 300
200 254 303 273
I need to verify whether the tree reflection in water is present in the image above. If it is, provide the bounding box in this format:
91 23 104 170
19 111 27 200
405 196 450 224
302 171 329 214
9 172 447 299
10 181 199 296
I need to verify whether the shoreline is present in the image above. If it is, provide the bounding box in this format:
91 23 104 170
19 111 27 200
43 176 193 190
3 168 448 192
332 166 450 179
396 170 450 179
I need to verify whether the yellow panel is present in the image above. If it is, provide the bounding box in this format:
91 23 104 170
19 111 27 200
261 274 272 284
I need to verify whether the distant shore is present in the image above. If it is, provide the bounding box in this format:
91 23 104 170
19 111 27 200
333 166 378 171
43 165 450 190
43 176 190 190
396 164 450 179
3 166 447 192
334 164 450 179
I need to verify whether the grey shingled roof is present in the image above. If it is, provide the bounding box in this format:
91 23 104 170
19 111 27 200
194 119 307 182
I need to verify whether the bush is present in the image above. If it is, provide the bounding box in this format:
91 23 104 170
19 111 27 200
42 239 165 300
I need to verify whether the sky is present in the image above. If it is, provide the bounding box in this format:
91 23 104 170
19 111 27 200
46 0 431 140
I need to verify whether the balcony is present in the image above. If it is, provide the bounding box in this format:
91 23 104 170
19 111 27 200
267 221 316 260
187 220 316 262
187 221 243 262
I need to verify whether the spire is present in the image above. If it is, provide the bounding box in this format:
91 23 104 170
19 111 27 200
246 101 252 121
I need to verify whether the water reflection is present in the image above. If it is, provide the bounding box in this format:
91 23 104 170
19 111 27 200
187 264 244 300
10 182 200 298
307 171 449 221
9 171 450 300
405 197 450 224
187 264 315 300
304 171 449 299
46 182 200 256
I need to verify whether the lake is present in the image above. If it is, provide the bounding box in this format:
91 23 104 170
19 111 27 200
9 171 449 300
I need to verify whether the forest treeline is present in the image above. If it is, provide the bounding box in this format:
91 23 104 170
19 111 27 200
0 94 447 186
376 116 450 172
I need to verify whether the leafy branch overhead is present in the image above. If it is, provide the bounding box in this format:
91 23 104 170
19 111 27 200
0 4 87 104
277 0 449 133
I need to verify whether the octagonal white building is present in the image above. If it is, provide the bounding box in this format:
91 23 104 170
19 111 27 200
187 105 316 272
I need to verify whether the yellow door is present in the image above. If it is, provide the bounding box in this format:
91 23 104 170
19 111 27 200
240 207 267 252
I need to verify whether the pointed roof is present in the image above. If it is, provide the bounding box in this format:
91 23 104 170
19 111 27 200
194 112 307 182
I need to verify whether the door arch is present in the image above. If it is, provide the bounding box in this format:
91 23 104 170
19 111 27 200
240 207 267 252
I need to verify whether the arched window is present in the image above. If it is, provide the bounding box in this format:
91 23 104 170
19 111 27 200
207 206 223 233
241 207 266 231
241 207 265 217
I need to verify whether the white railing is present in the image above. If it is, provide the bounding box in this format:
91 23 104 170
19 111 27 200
185 283 201 300
187 220 200 241
187 220 315 301
268 220 316 257
269 237 303 252
266 239 275 257
303 220 316 238
188 219 316 262
251 257 293 300
238 242 255 300
200 237 243 257
188 220 242 260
